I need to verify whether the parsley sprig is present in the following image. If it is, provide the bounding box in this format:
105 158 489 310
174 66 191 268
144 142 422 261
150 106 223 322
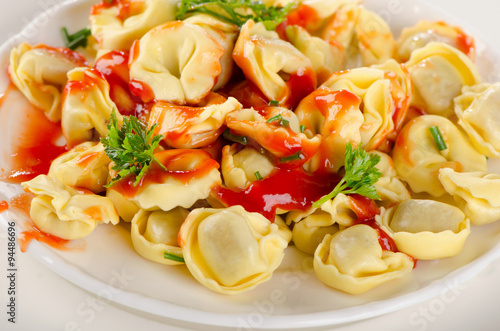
176 0 294 30
312 143 382 208
101 110 166 187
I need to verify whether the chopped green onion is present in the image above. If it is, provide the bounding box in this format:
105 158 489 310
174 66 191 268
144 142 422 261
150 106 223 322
61 27 91 50
266 114 289 127
429 126 447 151
164 252 185 263
223 128 248 145
268 100 279 106
280 151 302 163
300 125 305 133
254 171 263 180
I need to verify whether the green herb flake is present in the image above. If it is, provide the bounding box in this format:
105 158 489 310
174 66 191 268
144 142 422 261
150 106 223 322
254 171 263 180
61 27 91 50
223 128 248 145
176 0 295 30
101 110 166 187
164 252 185 263
312 143 382 208
280 151 302 163
266 114 289 128
429 125 447 151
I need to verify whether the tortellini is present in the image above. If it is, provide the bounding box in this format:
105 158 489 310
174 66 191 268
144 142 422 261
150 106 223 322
178 206 291 294
183 14 239 90
22 175 119 240
129 20 224 105
232 20 317 107
90 0 177 55
62 67 123 147
378 199 470 259
314 224 414 294
148 93 242 149
9 43 87 122
285 25 344 84
454 83 500 158
295 88 363 173
48 141 110 193
221 144 275 189
321 59 411 150
392 115 487 197
369 151 411 207
405 42 481 117
131 208 188 265
439 168 500 225
225 106 321 165
321 4 395 67
109 149 221 211
396 20 475 62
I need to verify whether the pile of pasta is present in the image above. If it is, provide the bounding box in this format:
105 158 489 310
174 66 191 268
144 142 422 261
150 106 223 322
8 0 500 295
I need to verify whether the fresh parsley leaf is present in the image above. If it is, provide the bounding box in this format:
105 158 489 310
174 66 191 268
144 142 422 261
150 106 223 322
176 0 294 30
312 143 382 208
101 110 166 187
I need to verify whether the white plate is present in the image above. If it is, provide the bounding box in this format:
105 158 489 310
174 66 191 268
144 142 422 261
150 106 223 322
1 0 500 329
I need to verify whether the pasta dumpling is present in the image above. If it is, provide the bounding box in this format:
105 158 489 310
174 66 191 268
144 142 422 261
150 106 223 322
454 83 500 158
378 199 470 259
396 20 475 62
225 106 321 166
131 208 188 265
148 93 242 149
295 88 363 173
90 0 177 55
108 149 221 211
392 115 487 196
22 175 119 240
314 224 414 294
48 141 110 193
221 144 275 189
405 42 481 117
129 20 224 105
232 20 317 107
9 43 87 122
178 206 291 294
321 60 411 150
62 67 124 147
439 168 500 225
321 4 395 67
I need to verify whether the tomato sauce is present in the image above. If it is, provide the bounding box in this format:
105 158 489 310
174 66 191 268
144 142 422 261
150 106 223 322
215 168 341 221
284 67 317 109
0 87 67 183
0 200 8 213
91 0 145 22
94 50 150 119
286 4 320 31
18 221 70 253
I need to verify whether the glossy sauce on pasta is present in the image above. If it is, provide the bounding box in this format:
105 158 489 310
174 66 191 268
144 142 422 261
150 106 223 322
0 200 8 213
18 221 70 253
0 86 67 183
215 168 341 221
91 0 145 22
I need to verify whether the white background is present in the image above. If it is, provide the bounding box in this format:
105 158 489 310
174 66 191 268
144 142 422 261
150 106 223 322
1 1 500 330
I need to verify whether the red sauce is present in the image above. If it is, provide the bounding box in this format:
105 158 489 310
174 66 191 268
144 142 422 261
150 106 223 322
90 0 145 22
385 70 411 134
456 30 475 60
286 4 320 30
349 194 380 221
129 79 155 104
94 50 150 118
33 45 87 67
356 217 398 252
0 87 67 183
284 67 317 109
215 168 341 221
18 221 70 253
110 149 220 198
9 193 32 218
0 200 8 213
222 80 269 109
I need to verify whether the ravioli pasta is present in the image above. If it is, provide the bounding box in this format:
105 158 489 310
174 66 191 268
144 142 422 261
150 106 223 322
5 0 500 298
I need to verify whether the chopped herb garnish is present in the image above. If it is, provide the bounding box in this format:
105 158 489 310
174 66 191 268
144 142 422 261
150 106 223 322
280 151 302 163
254 171 263 180
268 100 279 106
312 143 382 208
176 0 294 30
300 125 305 133
61 27 91 50
429 125 447 151
266 114 289 127
164 252 185 263
223 128 248 145
101 110 166 187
